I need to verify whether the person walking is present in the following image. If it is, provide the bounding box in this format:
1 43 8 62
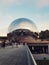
2 40 6 48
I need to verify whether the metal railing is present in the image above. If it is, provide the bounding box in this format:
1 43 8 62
25 45 37 65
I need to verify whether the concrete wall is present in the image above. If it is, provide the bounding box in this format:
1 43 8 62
33 54 49 60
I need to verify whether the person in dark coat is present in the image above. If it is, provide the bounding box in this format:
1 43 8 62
2 40 6 48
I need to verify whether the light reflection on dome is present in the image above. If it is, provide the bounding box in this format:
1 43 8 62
8 18 37 33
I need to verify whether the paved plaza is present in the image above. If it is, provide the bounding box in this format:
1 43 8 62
0 45 28 65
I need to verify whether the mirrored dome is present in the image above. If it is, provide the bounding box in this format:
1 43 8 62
8 18 37 33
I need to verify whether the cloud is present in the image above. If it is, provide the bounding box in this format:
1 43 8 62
38 20 49 32
0 12 15 36
30 13 49 32
0 0 49 7
22 0 49 8
0 0 24 6
25 0 49 8
0 26 8 36
34 0 49 8
33 13 49 31
0 12 14 30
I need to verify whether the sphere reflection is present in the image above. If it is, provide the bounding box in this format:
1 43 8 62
8 18 37 33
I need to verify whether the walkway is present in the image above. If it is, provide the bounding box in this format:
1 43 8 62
0 45 28 65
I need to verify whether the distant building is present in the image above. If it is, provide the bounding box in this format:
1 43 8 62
0 36 9 45
0 36 7 42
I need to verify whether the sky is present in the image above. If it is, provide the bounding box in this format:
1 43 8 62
0 0 49 36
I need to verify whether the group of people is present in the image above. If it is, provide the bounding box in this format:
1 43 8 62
9 40 18 48
0 40 19 48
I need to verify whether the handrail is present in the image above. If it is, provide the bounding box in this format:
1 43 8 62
25 45 37 65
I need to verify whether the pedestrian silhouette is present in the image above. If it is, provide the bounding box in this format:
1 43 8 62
2 40 6 48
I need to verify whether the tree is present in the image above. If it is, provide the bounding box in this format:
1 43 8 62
39 30 49 40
